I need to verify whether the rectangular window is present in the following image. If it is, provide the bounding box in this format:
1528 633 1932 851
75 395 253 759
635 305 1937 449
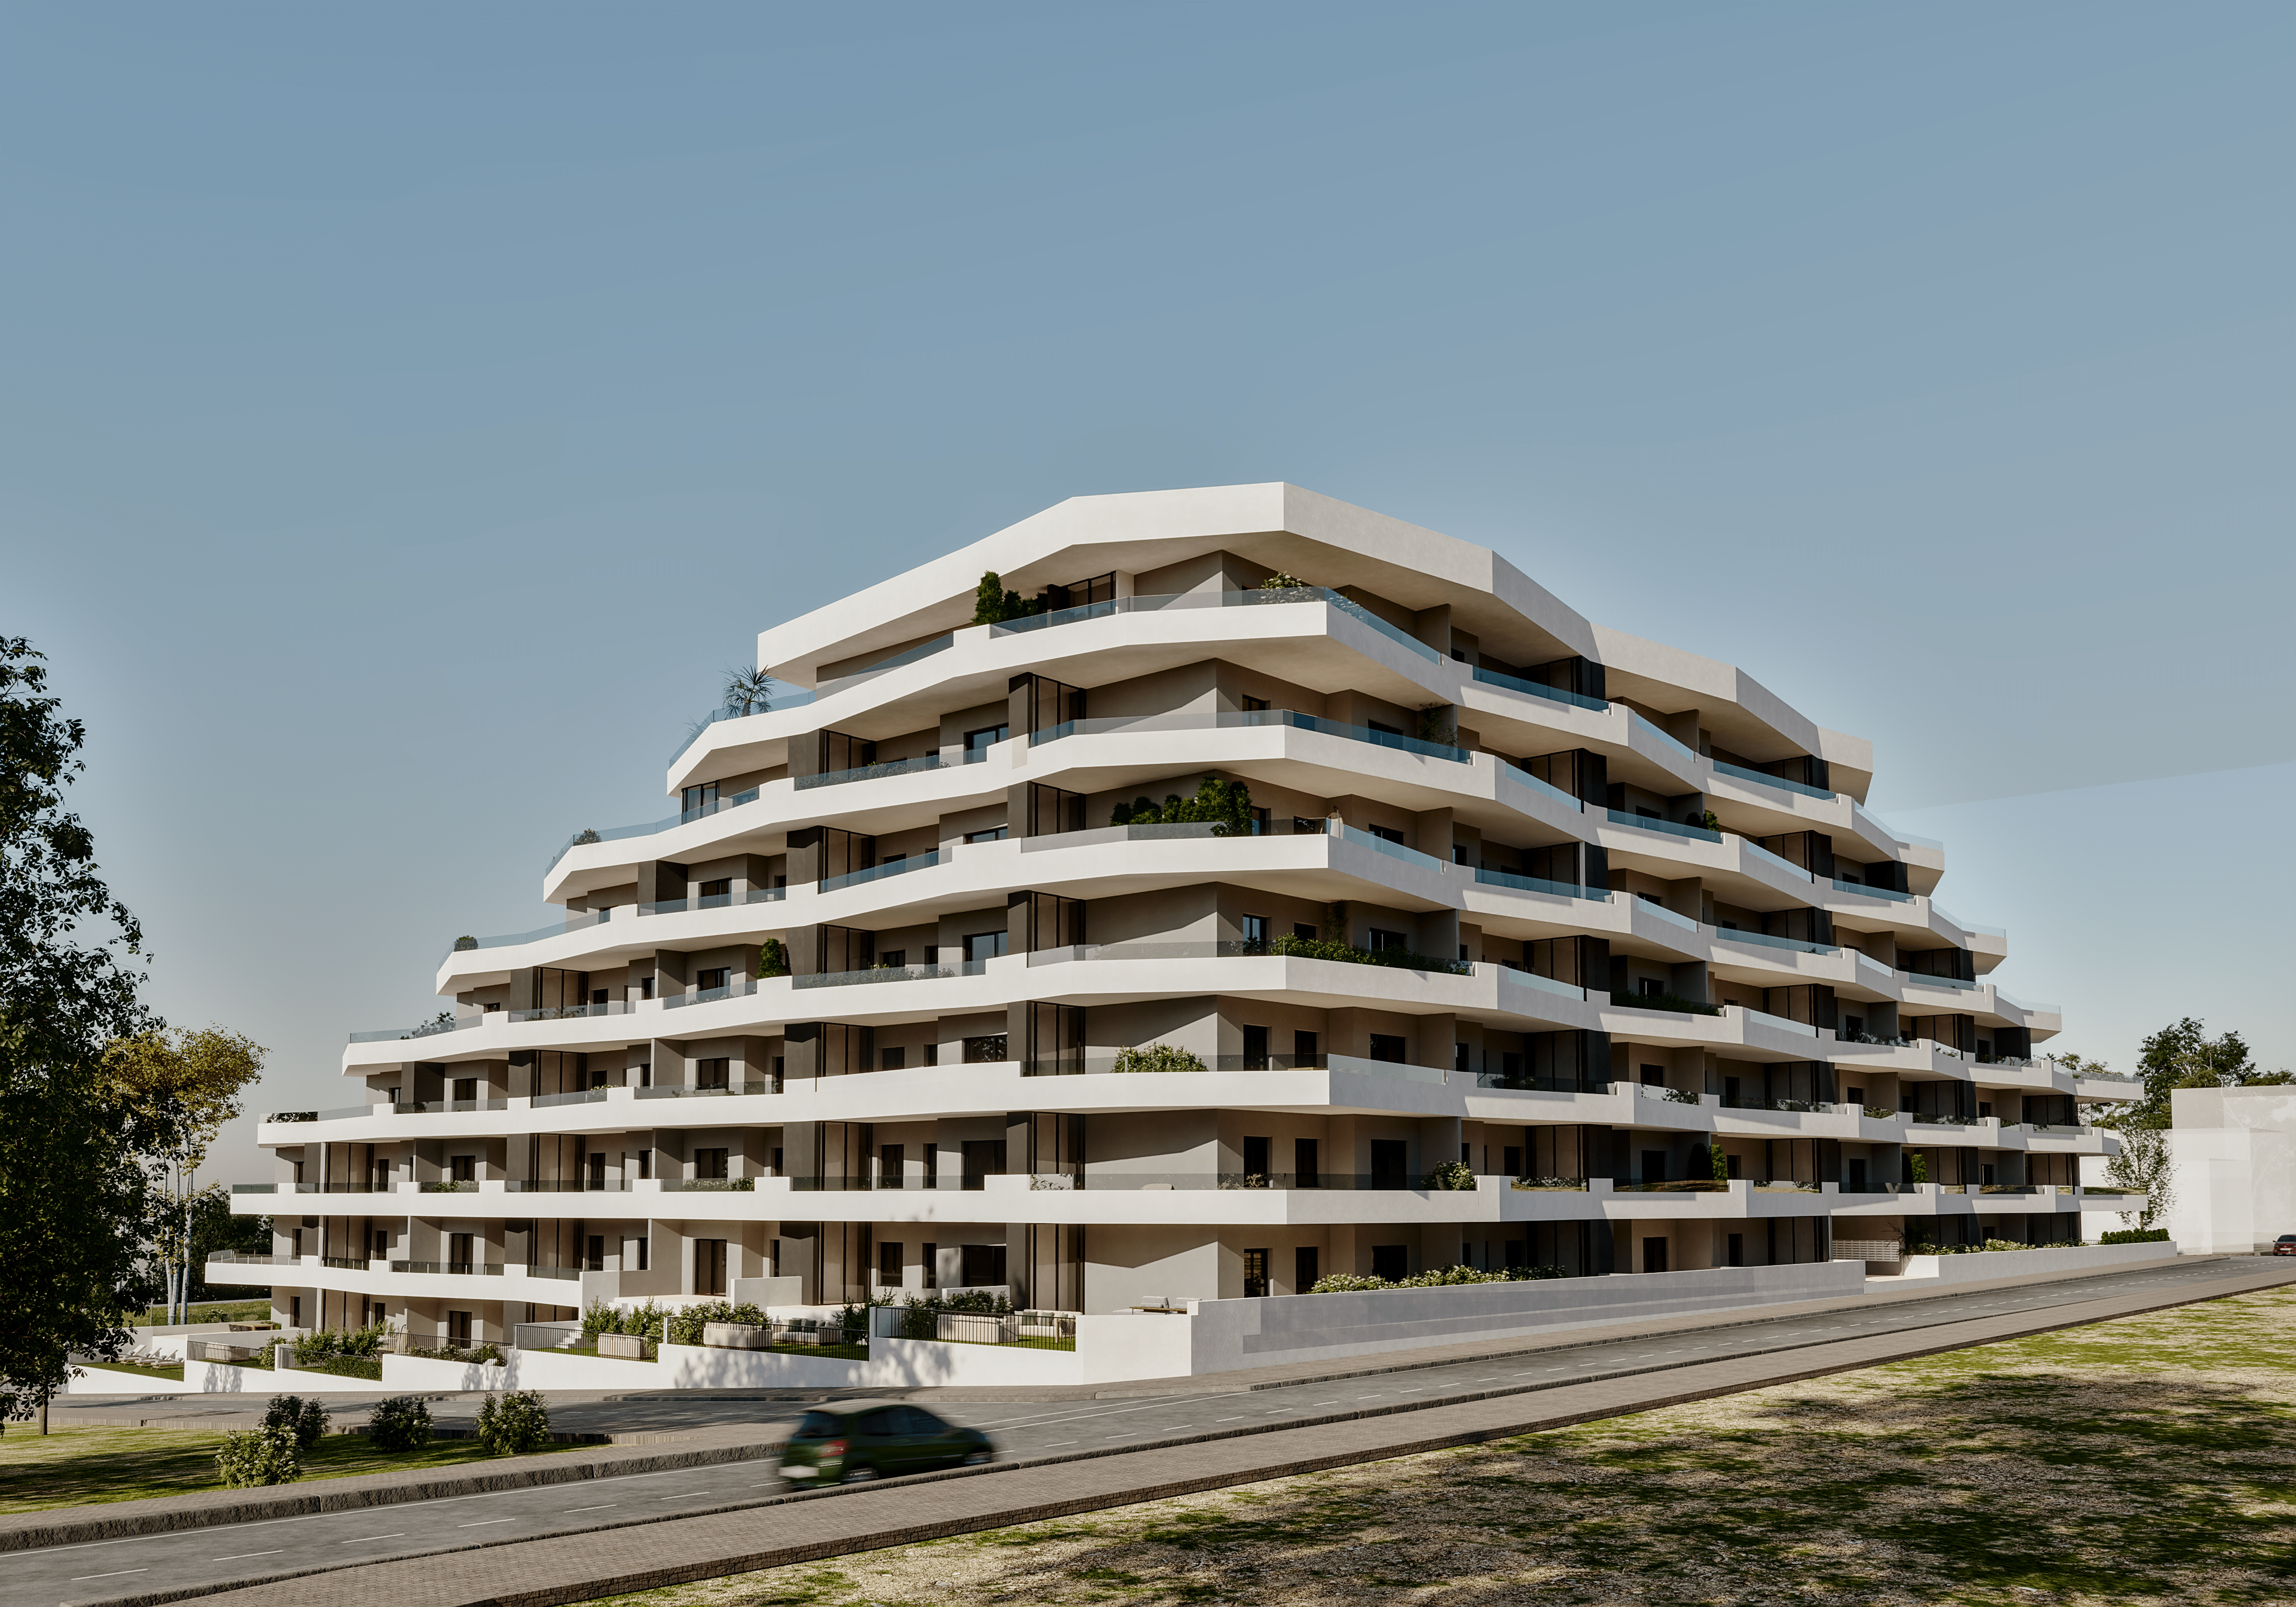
1641 1150 1668 1183
447 1309 472 1344
1368 928 1406 951
590 988 608 1005
636 1147 652 1179
695 967 730 993
1503 1145 1522 1178
1847 1159 1868 1192
699 878 731 899
1370 1244 1407 1279
961 1140 1006 1190
963 929 1009 963
634 1236 649 1271
1294 1245 1320 1291
1640 1065 1665 1086
923 1241 938 1288
697 1057 729 1089
1294 1030 1318 1065
1844 1085 1865 1105
640 976 655 1000
585 1234 605 1272
1642 1237 1669 1273
1726 1233 1744 1267
880 1144 904 1186
696 1148 729 1179
964 826 1009 843
1241 695 1269 712
962 1034 1008 1064
1242 1136 1271 1178
878 950 906 970
1294 1137 1320 1186
881 1046 906 1071
450 1154 475 1182
924 1042 939 1066
1369 826 1405 845
880 1241 903 1280
1242 1024 1269 1070
453 1077 478 1102
449 1232 474 1271
1239 915 1268 953
960 1243 1007 1287
1367 1034 1406 1064
964 724 1009 756
1242 1248 1270 1299
681 783 718 820
1370 1139 1407 1189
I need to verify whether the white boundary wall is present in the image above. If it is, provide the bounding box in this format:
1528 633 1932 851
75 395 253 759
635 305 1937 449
1878 1241 2179 1287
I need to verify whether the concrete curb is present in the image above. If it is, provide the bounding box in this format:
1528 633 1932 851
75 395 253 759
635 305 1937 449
60 1262 2296 1607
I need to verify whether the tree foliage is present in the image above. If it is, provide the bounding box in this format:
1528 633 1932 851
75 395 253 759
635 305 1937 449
720 664 773 717
1109 775 1256 836
0 638 160 1419
970 570 1045 627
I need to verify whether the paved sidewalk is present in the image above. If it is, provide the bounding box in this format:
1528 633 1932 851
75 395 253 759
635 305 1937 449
108 1259 2296 1607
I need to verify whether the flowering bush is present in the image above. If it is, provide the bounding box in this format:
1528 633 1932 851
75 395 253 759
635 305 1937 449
216 1426 300 1486
1312 1264 1565 1293
474 1390 551 1455
1422 1160 1476 1191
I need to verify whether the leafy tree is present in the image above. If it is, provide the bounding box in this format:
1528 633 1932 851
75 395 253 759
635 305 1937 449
2086 1019 2291 1229
103 1026 266 1325
970 571 1045 627
0 638 161 1428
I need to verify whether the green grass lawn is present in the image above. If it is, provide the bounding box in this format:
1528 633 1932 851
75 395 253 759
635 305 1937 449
0 1425 580 1513
132 1299 274 1327
594 1284 2296 1607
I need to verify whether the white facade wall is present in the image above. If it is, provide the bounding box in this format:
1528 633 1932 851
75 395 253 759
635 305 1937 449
218 483 2130 1379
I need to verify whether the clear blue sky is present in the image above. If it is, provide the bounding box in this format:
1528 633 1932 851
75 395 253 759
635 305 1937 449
4 2 2288 1176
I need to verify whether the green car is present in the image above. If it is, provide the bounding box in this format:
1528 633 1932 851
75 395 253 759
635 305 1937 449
780 1402 994 1487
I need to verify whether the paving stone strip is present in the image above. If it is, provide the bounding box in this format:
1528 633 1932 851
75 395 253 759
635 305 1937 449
65 1261 2296 1607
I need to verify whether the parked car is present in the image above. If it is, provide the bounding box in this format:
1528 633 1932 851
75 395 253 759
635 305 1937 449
2271 1235 2296 1257
780 1402 994 1487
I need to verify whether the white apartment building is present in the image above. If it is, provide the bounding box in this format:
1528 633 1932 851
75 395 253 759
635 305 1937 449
224 483 2141 1346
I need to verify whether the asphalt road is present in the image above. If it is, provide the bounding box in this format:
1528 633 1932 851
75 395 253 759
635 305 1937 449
19 1257 2274 1607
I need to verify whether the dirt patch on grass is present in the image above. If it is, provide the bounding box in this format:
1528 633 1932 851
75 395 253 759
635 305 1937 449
597 1285 2296 1607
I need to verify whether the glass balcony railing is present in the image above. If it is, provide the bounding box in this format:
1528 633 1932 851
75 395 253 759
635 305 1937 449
1033 707 1470 765
447 909 611 960
821 851 942 893
349 1016 483 1045
1604 808 1723 844
667 697 813 765
1499 762 1583 811
989 587 1441 664
1901 969 1980 991
1712 927 1839 957
1830 877 1913 903
1628 714 1699 766
636 1080 774 1099
1739 838 1816 882
1709 759 1835 801
1469 665 1608 713
814 633 957 695
1932 903 2007 939
509 1001 630 1024
1472 866 1601 901
1330 820 1446 874
663 979 761 1010
795 752 947 792
549 784 764 873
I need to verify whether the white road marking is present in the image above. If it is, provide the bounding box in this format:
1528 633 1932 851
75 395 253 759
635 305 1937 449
459 1519 515 1527
213 1551 283 1562
342 1534 405 1545
564 1505 619 1512
72 1571 148 1581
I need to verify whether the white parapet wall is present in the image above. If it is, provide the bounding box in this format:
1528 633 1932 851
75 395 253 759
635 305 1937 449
1189 1262 1868 1376
1879 1240 2180 1287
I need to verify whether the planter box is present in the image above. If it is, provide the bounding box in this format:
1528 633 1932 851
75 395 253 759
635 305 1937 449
702 1322 772 1350
597 1332 655 1359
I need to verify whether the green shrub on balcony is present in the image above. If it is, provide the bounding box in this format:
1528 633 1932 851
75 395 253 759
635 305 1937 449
1109 774 1255 835
1112 1043 1209 1075
760 936 789 978
1309 1264 1566 1293
1268 932 1471 976
1422 1159 1476 1191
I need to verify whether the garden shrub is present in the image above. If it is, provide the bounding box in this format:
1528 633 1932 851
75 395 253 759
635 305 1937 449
1111 1043 1208 1075
2102 1227 2170 1244
1311 1264 1565 1293
474 1391 551 1455
216 1426 300 1486
367 1396 432 1451
1269 931 1470 976
1422 1159 1476 1191
264 1394 329 1448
